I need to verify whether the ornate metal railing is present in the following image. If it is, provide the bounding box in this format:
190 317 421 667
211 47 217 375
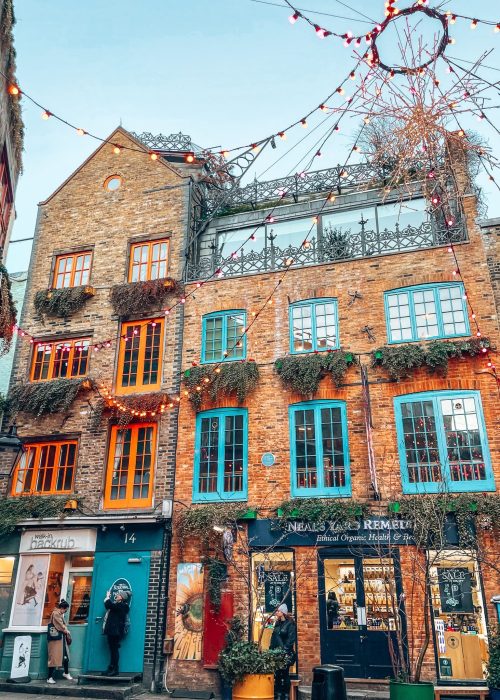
209 162 428 214
131 131 195 152
185 219 467 281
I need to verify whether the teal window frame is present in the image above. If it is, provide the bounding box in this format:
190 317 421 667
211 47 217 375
394 390 494 494
384 283 469 344
289 298 339 354
289 400 351 498
193 408 248 502
201 310 247 363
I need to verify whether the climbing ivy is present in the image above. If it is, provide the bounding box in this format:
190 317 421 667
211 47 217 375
9 378 94 417
0 265 17 357
372 337 491 379
177 503 253 548
204 557 228 610
274 351 357 396
183 360 259 411
277 498 368 523
0 495 78 538
89 392 170 430
109 278 180 317
34 286 94 318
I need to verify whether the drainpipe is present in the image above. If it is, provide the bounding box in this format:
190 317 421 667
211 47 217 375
151 519 172 692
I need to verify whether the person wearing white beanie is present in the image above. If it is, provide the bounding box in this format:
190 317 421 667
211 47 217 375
270 602 297 700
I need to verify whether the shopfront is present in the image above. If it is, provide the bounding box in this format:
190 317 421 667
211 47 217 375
0 527 96 679
247 518 491 683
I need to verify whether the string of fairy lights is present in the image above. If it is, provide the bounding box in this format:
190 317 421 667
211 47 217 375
4 0 500 419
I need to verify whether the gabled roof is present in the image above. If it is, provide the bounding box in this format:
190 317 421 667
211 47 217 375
39 126 187 205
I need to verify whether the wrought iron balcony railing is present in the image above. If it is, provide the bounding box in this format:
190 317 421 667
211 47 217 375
185 219 467 281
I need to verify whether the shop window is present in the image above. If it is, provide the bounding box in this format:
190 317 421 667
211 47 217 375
430 552 489 681
104 424 156 508
0 146 13 236
394 391 494 494
53 251 92 289
129 238 170 282
250 551 296 671
12 441 77 496
385 283 468 343
324 558 359 630
42 553 66 625
0 557 14 585
289 401 351 497
201 310 246 363
193 408 247 502
31 338 91 381
289 299 339 353
68 572 92 624
116 319 164 395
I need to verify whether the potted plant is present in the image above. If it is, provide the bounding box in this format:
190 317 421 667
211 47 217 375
487 626 500 700
218 639 287 700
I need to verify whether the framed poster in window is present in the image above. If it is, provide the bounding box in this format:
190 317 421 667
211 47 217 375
437 567 474 613
11 555 50 627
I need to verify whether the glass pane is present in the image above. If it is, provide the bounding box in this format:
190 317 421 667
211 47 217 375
377 199 427 233
198 417 219 493
322 207 375 257
68 573 92 624
323 558 358 630
315 301 337 350
111 429 131 501
294 409 317 489
321 406 346 488
363 558 397 631
132 426 153 500
42 553 66 624
401 400 442 483
269 217 316 250
143 322 162 386
204 317 224 362
440 397 486 482
226 314 245 359
292 304 313 352
387 292 412 342
413 289 438 340
121 325 141 387
223 414 244 494
218 227 266 256
438 286 466 337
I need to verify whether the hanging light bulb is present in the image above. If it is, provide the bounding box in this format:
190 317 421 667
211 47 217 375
300 119 307 128
278 131 286 140
76 128 85 136
470 19 478 29
150 152 158 160
41 110 51 120
8 84 19 96
113 145 121 155
315 25 326 38
184 152 195 163
289 12 299 24
349 71 356 80
495 23 500 33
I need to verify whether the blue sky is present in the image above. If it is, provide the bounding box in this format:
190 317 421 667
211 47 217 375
7 0 500 272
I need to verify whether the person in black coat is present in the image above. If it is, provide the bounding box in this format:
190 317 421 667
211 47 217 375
327 591 340 629
102 590 130 676
270 604 297 700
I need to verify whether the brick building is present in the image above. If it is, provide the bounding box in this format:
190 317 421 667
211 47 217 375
167 142 500 689
0 128 199 687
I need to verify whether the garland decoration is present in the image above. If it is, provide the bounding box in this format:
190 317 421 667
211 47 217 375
183 360 259 411
274 351 357 396
277 498 368 523
109 277 180 317
0 495 78 537
177 503 253 548
0 265 17 357
89 391 170 429
34 286 95 318
9 377 94 417
372 337 492 379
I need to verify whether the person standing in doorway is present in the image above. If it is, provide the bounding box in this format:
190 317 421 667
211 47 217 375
102 590 130 676
47 599 73 684
327 591 340 629
270 603 297 700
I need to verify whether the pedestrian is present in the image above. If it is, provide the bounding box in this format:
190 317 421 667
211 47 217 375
327 591 340 629
102 589 130 676
270 603 297 700
47 599 73 684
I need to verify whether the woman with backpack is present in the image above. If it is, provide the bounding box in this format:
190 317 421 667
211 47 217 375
47 599 73 684
102 590 130 676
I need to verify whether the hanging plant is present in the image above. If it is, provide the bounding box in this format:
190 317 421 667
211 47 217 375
177 503 254 548
9 377 95 417
0 265 17 357
183 360 259 411
89 392 170 430
372 337 492 379
34 286 95 318
277 498 368 523
109 278 180 317
203 557 228 610
274 350 357 396
0 495 79 538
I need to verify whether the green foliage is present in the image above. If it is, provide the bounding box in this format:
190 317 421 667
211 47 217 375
0 265 17 356
322 224 351 261
218 641 287 686
109 277 180 317
0 495 77 538
89 392 170 430
177 503 253 548
274 351 357 396
9 378 94 417
487 626 500 690
183 360 259 411
34 286 94 318
204 557 228 610
372 337 491 379
277 498 368 523
225 616 246 648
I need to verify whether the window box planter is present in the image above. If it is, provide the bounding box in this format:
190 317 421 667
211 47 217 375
34 286 95 318
239 509 258 520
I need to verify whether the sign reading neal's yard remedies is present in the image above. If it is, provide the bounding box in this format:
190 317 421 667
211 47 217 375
248 517 415 547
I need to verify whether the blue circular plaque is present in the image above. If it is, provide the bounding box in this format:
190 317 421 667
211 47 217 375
261 452 276 467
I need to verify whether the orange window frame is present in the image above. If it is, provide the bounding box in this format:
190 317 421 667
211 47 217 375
104 423 156 509
11 441 78 496
128 239 170 282
0 147 13 234
53 251 93 289
116 319 164 395
30 338 91 381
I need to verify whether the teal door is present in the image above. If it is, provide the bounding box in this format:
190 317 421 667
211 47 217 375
84 551 150 674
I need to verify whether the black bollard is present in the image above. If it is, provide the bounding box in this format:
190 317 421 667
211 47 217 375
311 665 347 700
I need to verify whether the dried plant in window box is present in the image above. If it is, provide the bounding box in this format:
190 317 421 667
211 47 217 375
89 391 171 429
8 377 95 417
109 278 180 317
182 360 259 411
34 285 95 318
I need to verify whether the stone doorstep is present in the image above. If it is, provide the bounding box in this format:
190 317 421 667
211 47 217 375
0 678 146 699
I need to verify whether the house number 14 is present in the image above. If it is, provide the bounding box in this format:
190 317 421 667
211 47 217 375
124 532 136 543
